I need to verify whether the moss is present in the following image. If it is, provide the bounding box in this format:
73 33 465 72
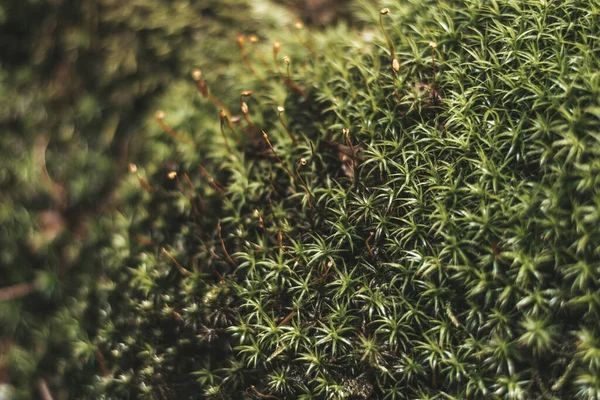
0 0 291 397
4 0 600 398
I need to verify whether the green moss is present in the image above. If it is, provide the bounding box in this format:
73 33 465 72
4 0 600 398
0 0 291 397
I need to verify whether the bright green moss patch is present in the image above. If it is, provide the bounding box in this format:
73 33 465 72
83 0 600 398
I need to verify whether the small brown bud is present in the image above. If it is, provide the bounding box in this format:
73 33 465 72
219 110 227 119
167 171 177 180
295 21 304 29
237 34 246 46
277 106 285 113
273 41 281 52
429 41 438 48
249 34 259 43
283 56 291 65
380 8 390 15
241 101 249 115
128 163 137 173
392 58 400 72
191 69 202 81
155 110 166 120
241 90 253 97
300 158 307 166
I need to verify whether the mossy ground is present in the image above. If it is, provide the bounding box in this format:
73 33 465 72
3 0 600 398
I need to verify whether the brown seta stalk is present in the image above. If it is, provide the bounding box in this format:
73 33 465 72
191 69 232 116
262 130 298 185
277 106 298 145
155 110 193 144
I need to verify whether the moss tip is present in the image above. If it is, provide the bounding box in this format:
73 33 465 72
191 69 202 81
380 8 390 15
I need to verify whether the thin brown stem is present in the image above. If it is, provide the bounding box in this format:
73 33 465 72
254 209 266 231
96 348 109 377
214 270 226 285
198 164 226 195
294 21 316 55
129 163 157 193
240 105 254 133
269 170 280 197
217 220 236 267
429 41 438 104
237 34 268 85
237 35 255 77
38 378 54 400
240 91 255 129
277 107 298 145
133 236 157 247
0 281 38 301
379 8 396 76
249 35 272 71
278 310 296 326
221 111 242 146
247 385 279 399
173 173 200 218
343 128 359 182
183 172 207 210
219 110 232 153
155 111 193 144
295 158 312 208
365 231 374 256
161 247 192 278
280 56 309 102
278 231 300 264
191 69 232 116
262 130 298 184
344 129 355 161
283 76 309 102
313 260 333 283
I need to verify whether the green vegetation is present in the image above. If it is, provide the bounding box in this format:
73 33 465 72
2 0 600 398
